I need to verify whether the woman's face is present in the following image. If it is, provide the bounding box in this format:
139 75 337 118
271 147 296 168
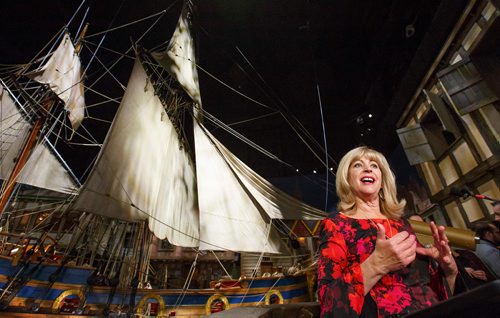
348 155 383 199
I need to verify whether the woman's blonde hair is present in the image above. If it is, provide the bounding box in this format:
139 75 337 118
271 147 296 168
335 146 406 219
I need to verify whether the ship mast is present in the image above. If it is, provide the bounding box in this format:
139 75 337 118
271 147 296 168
0 97 54 215
0 25 88 217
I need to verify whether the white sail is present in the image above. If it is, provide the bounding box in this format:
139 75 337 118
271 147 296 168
30 32 85 130
152 3 201 107
0 83 78 194
71 59 199 247
194 121 288 254
151 3 323 253
209 130 325 220
151 6 282 253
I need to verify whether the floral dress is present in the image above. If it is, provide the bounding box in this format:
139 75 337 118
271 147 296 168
317 213 447 318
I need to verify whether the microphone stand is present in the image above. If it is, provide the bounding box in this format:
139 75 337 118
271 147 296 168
452 187 499 203
468 193 499 203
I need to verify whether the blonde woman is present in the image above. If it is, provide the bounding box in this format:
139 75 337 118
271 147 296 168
318 146 458 317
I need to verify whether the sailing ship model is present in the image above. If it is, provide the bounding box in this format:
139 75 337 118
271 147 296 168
0 1 325 316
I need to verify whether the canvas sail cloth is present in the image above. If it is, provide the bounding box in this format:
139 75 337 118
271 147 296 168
71 59 199 246
0 83 78 194
152 6 288 253
153 5 325 253
194 121 287 253
29 32 85 130
194 122 325 253
205 127 325 220
152 3 201 107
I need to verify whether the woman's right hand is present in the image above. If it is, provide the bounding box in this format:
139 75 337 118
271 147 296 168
371 223 417 274
360 224 417 295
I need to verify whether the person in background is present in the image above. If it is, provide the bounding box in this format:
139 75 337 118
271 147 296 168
492 201 500 221
408 214 492 290
318 146 458 318
474 221 500 278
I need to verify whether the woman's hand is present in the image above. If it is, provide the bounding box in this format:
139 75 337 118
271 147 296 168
371 223 417 273
361 224 416 294
415 221 458 276
416 221 458 292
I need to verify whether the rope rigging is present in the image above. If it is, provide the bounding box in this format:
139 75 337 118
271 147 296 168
0 4 326 309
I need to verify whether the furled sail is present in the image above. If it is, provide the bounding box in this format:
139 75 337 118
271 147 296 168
29 32 85 130
0 83 78 194
71 58 199 247
152 3 201 107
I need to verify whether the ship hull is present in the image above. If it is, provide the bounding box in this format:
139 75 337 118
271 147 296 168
0 257 310 317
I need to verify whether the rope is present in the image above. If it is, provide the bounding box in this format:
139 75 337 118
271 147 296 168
239 221 273 304
173 253 199 308
85 8 174 39
211 251 232 278
256 275 283 306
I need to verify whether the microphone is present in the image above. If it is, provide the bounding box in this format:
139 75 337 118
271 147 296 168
450 187 470 198
450 187 497 202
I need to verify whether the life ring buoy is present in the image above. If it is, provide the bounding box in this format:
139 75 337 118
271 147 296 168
265 289 284 305
205 294 230 315
136 293 165 317
52 289 85 314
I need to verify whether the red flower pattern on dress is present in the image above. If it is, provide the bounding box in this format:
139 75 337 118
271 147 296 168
317 213 447 318
375 283 412 314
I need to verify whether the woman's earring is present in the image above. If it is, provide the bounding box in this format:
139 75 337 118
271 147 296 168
379 189 385 201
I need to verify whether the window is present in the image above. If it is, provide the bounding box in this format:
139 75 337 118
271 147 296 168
481 2 497 22
462 197 485 223
452 141 477 175
445 201 466 229
438 156 459 186
420 161 443 195
462 23 482 52
477 180 500 217
461 113 493 160
479 104 500 143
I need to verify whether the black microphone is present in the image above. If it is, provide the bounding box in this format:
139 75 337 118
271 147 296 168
450 187 471 198
450 187 498 202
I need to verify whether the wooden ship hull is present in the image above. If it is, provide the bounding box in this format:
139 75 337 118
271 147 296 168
0 257 311 317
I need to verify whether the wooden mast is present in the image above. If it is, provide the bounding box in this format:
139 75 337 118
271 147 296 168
0 26 88 216
0 98 53 215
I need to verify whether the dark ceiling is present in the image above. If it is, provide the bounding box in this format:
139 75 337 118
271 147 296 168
0 0 469 179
